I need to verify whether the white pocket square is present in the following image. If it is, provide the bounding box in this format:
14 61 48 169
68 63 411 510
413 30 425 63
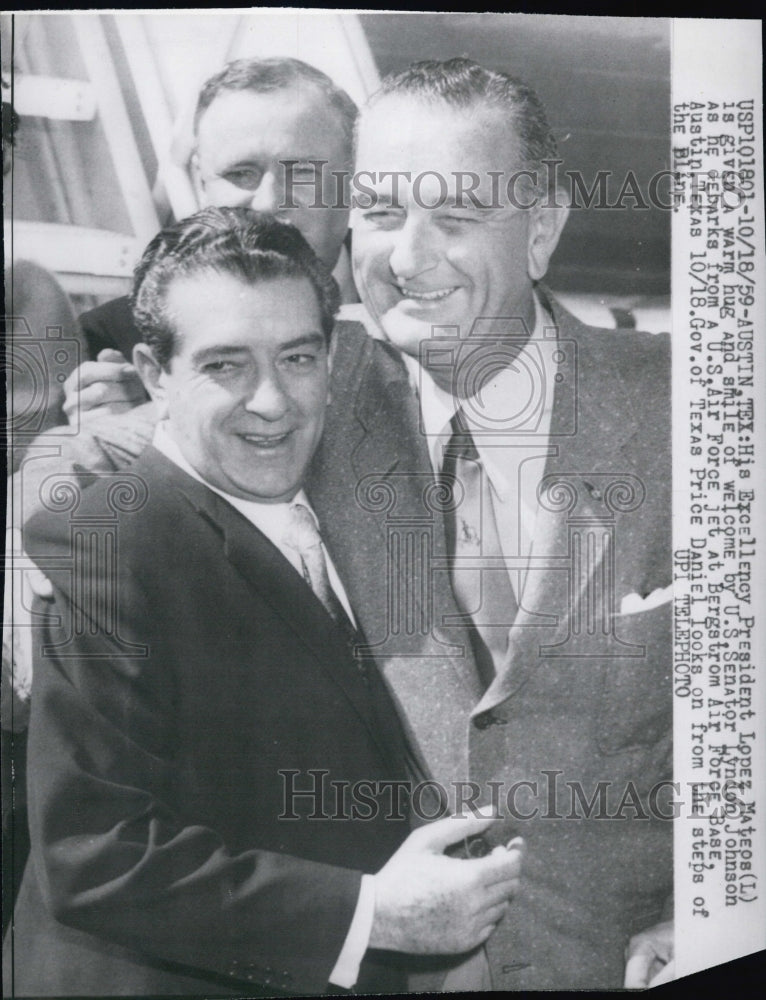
619 584 674 615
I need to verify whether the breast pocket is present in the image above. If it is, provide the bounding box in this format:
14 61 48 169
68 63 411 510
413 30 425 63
597 601 672 755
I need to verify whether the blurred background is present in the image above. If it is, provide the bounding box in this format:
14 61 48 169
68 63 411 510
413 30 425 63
2 11 670 327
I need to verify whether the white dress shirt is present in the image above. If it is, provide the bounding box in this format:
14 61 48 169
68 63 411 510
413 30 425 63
152 422 374 988
400 294 558 601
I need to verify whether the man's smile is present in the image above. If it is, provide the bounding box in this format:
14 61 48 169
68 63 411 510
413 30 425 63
238 430 294 450
394 283 460 302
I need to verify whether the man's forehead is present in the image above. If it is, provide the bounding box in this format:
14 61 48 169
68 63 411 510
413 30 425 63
165 270 316 308
357 95 520 167
196 85 346 160
164 273 323 348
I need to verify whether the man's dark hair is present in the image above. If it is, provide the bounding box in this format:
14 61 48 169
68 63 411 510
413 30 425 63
194 57 358 165
131 207 340 369
364 57 559 196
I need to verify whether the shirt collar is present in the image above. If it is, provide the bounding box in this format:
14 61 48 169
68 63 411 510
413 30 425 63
403 292 556 485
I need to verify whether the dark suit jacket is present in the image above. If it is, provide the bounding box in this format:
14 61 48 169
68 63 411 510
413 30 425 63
6 447 411 997
309 290 673 989
12 320 483 803
79 295 140 360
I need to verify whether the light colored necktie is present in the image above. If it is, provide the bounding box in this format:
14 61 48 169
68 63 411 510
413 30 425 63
286 502 356 634
441 411 518 687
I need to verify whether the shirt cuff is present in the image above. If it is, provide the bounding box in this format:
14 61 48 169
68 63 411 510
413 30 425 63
328 874 376 988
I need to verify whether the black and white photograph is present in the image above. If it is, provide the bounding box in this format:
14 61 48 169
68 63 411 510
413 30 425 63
2 11 764 996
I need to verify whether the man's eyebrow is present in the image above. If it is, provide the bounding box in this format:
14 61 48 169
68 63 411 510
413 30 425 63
278 332 326 352
190 345 250 365
221 158 264 170
446 197 497 208
364 192 404 208
189 334 325 366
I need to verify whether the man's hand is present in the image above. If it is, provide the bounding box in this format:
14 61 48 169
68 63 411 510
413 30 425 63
624 919 674 988
63 349 147 423
370 810 523 955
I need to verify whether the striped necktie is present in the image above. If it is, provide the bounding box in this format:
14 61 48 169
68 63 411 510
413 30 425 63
287 502 358 641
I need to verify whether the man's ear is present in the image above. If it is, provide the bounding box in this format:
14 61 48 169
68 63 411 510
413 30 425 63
132 344 169 418
527 199 569 282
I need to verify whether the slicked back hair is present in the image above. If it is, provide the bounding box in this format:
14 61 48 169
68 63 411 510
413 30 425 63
131 207 340 369
194 57 358 166
362 57 559 196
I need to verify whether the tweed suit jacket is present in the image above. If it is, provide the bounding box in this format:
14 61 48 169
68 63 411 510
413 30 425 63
308 291 673 990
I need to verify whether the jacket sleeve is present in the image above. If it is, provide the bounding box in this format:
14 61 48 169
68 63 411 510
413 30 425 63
78 296 144 361
26 552 362 995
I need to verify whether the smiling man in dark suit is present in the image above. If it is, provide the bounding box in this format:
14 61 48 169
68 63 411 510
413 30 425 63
5 209 522 997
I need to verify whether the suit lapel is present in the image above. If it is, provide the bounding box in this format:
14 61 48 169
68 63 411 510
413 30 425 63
308 325 397 654
309 325 481 698
351 362 412 487
473 298 641 714
139 449 395 764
